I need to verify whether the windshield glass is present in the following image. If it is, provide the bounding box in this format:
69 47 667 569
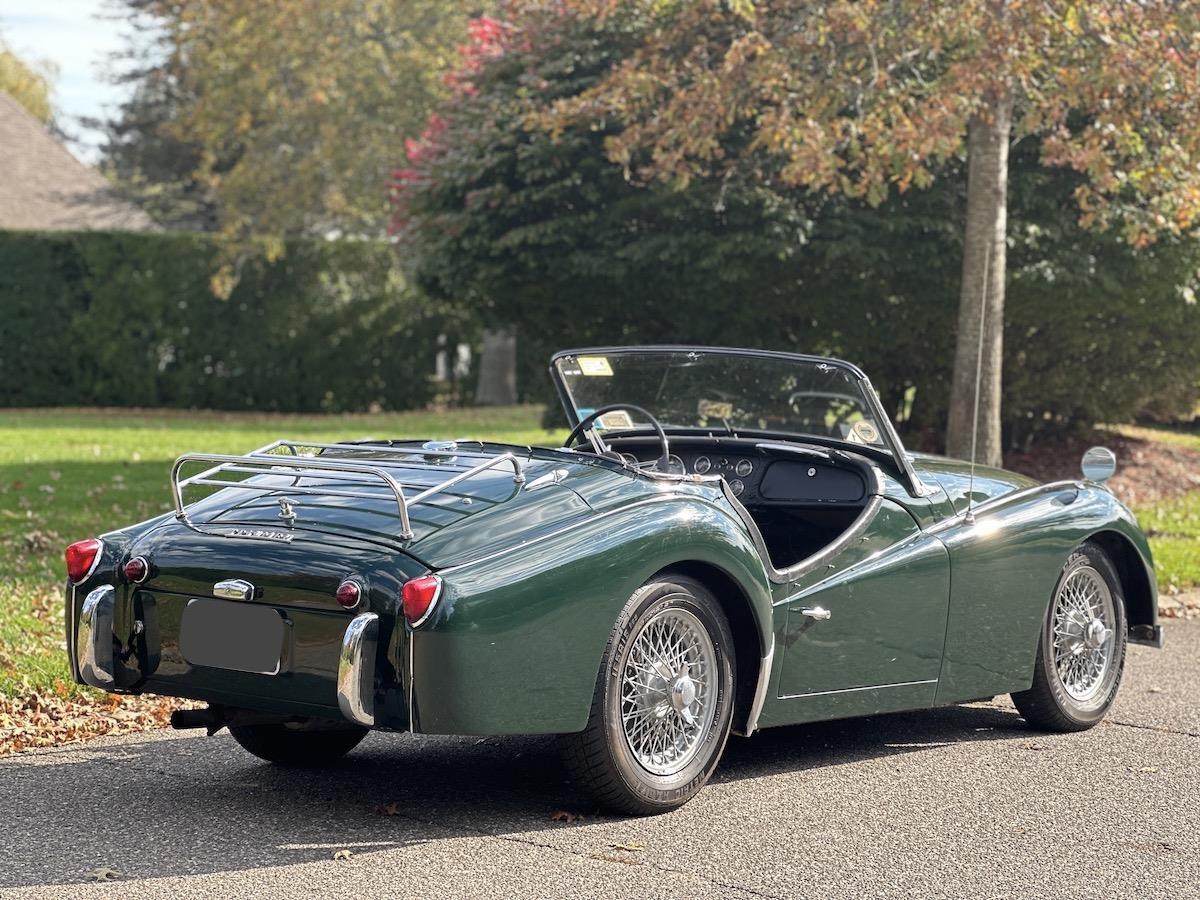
553 349 888 449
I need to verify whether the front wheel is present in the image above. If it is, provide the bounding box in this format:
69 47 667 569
558 576 736 815
1011 542 1127 731
229 721 368 766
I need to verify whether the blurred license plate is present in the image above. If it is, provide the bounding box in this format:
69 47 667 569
180 599 285 675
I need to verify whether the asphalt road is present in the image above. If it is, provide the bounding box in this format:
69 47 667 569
3 622 1198 900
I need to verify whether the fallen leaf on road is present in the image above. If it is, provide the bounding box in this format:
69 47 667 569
333 849 353 861
1128 765 1159 774
551 810 585 824
1023 742 1044 751
1148 686 1165 693
86 867 120 882
375 801 402 817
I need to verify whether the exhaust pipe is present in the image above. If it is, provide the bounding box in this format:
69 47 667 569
170 705 226 734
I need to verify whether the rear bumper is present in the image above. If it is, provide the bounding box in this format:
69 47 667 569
337 613 379 726
68 584 403 727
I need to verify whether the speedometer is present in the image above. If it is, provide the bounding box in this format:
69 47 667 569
663 454 687 476
693 456 712 474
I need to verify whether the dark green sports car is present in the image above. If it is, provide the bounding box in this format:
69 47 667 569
65 346 1162 814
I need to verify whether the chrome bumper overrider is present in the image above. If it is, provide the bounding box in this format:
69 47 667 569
337 613 379 727
76 585 116 688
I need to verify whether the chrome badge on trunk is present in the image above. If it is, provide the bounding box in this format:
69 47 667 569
223 528 294 543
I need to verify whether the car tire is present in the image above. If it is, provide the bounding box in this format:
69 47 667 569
558 576 736 815
1011 541 1127 732
229 721 368 766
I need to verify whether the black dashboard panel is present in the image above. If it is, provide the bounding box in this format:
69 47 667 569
758 460 866 503
605 436 871 507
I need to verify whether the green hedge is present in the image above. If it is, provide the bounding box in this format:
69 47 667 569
2 229 1198 444
1 232 448 412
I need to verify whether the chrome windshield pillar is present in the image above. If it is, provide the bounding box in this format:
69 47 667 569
77 585 116 689
337 613 379 727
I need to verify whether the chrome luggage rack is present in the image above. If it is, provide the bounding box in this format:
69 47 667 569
170 439 526 541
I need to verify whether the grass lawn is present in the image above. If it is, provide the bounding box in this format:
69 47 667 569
0 406 565 704
1117 424 1200 597
0 408 1195 719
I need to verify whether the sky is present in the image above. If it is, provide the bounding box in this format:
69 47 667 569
0 0 137 163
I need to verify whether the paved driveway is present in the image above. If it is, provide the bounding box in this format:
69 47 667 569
3 622 1197 899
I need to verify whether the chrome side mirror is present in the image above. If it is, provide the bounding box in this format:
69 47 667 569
1081 446 1117 483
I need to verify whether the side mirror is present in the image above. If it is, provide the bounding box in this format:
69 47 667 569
1081 446 1117 483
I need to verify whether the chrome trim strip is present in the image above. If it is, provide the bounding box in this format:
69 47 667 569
66 584 80 683
337 612 379 727
928 479 1083 533
171 447 526 542
743 640 775 736
77 585 115 688
777 678 937 701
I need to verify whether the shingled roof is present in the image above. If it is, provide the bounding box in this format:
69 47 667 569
0 91 157 232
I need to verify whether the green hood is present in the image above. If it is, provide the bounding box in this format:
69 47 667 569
911 453 1039 515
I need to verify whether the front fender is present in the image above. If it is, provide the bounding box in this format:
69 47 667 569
411 493 773 735
933 482 1157 705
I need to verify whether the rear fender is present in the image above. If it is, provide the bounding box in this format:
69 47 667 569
413 494 774 735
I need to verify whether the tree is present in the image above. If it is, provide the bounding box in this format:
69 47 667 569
103 1 485 246
0 38 53 123
544 0 1200 465
393 5 820 404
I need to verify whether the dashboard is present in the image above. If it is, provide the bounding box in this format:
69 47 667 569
605 438 870 507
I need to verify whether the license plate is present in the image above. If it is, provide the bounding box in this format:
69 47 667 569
180 599 286 675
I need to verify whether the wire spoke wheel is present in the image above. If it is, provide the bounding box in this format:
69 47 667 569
619 607 718 776
1050 565 1117 704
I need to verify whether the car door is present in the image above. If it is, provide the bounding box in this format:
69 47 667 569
764 498 950 727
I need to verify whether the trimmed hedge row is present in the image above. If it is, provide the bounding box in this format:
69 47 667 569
2 232 447 412
3 230 1198 444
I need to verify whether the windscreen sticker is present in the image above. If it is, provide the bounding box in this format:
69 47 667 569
698 399 734 420
577 356 614 376
596 410 634 430
844 419 881 444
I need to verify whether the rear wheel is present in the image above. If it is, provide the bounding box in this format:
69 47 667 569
229 721 368 766
1011 542 1127 731
558 576 735 815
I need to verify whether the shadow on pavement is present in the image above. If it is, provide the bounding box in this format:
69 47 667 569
4 702 1029 888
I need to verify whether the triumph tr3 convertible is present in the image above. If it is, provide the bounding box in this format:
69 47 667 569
64 346 1163 814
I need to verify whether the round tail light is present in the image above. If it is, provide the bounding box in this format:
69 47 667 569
65 539 103 582
336 579 363 609
123 556 149 583
401 575 442 627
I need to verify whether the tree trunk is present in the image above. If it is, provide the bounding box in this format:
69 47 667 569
945 94 1012 468
474 328 517 405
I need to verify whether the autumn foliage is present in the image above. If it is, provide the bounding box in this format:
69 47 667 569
547 0 1200 247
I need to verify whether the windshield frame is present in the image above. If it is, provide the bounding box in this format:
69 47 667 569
549 345 927 497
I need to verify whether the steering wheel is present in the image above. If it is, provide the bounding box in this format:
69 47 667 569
564 404 671 472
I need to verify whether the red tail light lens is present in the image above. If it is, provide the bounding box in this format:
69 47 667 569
336 579 363 609
65 539 103 582
401 575 442 626
123 556 149 583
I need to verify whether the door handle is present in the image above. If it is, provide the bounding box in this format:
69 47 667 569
801 606 831 621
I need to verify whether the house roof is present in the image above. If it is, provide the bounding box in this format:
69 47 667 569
0 91 157 232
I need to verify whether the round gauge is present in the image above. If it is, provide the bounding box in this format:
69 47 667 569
735 459 754 477
729 478 745 496
664 454 687 476
693 455 712 474
620 453 640 469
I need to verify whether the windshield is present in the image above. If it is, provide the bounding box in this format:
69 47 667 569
552 348 889 449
